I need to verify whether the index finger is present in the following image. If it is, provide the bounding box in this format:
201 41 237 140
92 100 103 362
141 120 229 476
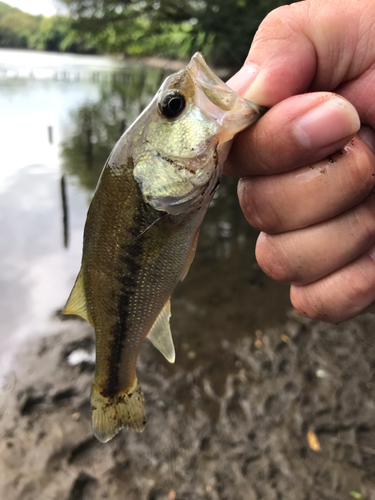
225 92 359 177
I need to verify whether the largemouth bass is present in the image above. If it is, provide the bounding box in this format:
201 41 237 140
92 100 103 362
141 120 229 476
64 53 264 443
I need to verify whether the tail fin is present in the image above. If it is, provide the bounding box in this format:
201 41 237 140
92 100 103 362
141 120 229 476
91 380 146 443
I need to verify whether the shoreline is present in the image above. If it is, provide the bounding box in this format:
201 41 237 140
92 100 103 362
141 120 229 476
0 47 233 79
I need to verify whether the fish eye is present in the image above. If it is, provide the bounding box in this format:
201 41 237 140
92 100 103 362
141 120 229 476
158 91 186 119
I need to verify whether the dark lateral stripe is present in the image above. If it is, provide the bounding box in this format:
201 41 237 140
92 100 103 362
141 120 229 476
100 212 145 398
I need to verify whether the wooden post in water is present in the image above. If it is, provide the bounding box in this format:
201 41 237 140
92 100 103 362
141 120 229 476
84 110 93 170
61 175 69 249
48 126 53 144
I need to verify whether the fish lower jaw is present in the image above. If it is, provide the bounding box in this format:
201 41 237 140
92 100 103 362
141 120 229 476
147 166 220 215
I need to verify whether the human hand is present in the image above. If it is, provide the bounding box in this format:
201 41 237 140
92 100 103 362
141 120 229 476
225 0 375 323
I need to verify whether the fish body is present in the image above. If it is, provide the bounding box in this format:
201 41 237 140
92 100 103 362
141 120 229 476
64 53 264 442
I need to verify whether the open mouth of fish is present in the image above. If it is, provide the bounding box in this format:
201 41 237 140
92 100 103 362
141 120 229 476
187 52 264 134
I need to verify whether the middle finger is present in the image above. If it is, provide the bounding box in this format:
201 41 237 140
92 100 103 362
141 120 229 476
238 137 375 234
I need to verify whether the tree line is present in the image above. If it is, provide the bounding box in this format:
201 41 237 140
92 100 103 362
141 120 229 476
0 0 289 67
0 1 96 53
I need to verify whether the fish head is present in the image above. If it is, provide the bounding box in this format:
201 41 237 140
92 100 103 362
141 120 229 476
132 52 265 214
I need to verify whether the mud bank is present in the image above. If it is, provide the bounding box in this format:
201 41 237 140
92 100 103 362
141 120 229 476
1 311 375 500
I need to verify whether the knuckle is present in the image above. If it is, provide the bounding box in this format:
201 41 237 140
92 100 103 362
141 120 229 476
238 178 285 234
255 234 296 282
237 179 264 230
352 202 375 247
290 261 375 323
346 141 375 194
342 264 375 307
290 285 333 323
254 4 306 46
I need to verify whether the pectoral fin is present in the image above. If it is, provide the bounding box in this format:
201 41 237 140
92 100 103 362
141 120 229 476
147 299 175 363
63 270 91 324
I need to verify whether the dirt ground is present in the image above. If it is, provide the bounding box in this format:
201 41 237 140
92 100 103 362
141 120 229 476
1 307 375 500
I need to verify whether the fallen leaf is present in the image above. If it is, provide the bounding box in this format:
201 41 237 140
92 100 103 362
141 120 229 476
307 430 321 452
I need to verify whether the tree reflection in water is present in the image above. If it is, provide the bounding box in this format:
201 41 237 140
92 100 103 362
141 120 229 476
61 66 168 192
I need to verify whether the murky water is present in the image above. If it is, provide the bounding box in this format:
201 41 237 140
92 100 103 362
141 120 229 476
0 48 290 380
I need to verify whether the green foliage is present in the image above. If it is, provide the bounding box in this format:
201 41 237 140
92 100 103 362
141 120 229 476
0 0 290 66
31 16 70 51
0 1 96 53
59 0 290 66
0 3 40 48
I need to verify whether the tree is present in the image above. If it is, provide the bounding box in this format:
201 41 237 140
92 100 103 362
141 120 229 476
58 0 290 66
0 1 97 53
0 3 40 48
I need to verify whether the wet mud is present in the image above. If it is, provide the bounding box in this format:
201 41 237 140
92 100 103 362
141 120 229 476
1 309 375 500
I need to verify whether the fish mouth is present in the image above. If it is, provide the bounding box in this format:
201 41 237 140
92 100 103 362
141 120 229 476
187 52 266 134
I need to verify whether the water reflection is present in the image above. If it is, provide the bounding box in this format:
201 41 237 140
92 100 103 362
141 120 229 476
61 67 168 191
0 164 88 375
0 52 173 376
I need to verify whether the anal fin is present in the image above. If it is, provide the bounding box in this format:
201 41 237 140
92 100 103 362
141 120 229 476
63 270 91 324
147 299 175 363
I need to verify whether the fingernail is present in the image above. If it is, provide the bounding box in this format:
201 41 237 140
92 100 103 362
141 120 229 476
227 63 258 96
294 97 360 149
242 70 269 105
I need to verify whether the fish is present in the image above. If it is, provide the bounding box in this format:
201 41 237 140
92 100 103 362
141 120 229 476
63 53 265 443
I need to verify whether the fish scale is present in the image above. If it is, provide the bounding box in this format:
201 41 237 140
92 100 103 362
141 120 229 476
64 53 265 442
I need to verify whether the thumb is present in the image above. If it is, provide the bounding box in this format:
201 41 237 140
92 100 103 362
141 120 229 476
228 0 375 106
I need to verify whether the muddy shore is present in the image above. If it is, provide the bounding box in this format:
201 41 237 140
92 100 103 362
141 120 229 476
1 309 375 500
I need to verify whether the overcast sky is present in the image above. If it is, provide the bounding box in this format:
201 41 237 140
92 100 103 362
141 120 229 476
3 0 67 16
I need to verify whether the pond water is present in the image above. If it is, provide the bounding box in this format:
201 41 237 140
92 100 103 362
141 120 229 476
0 48 290 379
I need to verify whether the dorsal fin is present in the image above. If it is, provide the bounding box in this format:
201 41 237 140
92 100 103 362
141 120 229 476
147 299 175 363
180 227 201 281
63 270 90 324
